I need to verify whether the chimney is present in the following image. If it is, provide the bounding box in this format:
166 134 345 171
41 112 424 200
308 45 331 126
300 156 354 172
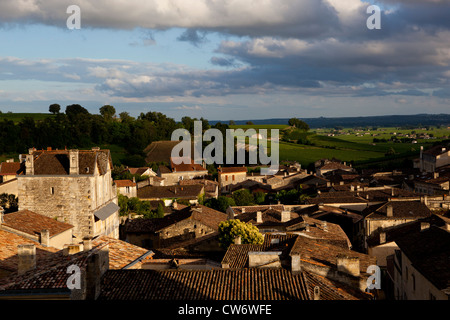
433 172 439 179
350 185 355 191
313 286 320 300
92 147 100 151
281 211 290 223
25 153 34 175
336 255 360 277
40 229 50 247
379 231 386 244
17 244 36 275
420 222 430 231
386 204 393 217
305 223 310 232
69 150 79 175
64 244 82 256
322 221 328 232
85 245 109 300
83 239 93 251
391 188 395 197
234 236 241 245
0 207 4 224
241 208 245 213
256 211 263 224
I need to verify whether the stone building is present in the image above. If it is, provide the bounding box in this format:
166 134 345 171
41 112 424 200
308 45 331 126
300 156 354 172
218 166 247 192
17 147 119 241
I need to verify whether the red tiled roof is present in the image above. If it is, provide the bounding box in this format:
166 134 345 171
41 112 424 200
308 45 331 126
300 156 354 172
0 229 59 273
92 236 153 269
98 268 311 300
114 180 136 188
219 167 248 174
170 157 206 172
0 162 21 176
2 210 74 237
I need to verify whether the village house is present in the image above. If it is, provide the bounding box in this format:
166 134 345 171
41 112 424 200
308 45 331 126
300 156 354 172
294 204 365 251
0 209 74 250
390 219 450 300
366 214 448 269
115 179 137 198
413 165 450 196
315 159 356 177
218 166 247 192
179 178 218 199
0 160 22 183
122 166 156 178
157 157 208 186
17 147 120 240
362 200 431 251
137 184 205 206
124 204 227 249
418 145 450 173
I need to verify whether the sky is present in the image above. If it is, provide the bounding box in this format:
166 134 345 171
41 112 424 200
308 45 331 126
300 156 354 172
1 0 450 121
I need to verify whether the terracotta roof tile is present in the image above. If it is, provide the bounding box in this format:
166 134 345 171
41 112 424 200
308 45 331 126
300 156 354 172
114 179 136 188
98 268 311 300
0 229 59 273
0 162 21 176
2 210 73 237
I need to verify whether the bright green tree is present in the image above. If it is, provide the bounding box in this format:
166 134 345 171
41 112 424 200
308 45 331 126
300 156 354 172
218 219 264 249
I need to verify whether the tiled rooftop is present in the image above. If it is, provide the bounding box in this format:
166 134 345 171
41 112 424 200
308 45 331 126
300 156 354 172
395 226 450 292
125 205 227 234
0 229 59 273
92 236 154 269
29 149 112 176
2 210 73 237
114 179 136 188
365 201 431 220
98 268 311 300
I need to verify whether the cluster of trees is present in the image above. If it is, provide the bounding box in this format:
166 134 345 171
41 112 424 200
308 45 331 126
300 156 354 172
204 188 309 213
288 118 310 131
118 194 165 219
218 219 264 249
0 193 18 213
0 104 230 168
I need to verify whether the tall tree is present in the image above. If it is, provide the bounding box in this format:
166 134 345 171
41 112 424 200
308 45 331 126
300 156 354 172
49 104 61 114
100 105 116 121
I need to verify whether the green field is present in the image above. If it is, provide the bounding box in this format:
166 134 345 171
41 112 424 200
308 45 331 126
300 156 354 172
230 125 450 169
0 113 55 123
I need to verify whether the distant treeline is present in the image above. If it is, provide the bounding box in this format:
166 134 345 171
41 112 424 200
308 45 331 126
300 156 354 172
0 104 228 166
214 114 450 128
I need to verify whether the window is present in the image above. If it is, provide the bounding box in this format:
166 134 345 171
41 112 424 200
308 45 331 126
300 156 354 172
232 175 235 181
50 187 55 195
